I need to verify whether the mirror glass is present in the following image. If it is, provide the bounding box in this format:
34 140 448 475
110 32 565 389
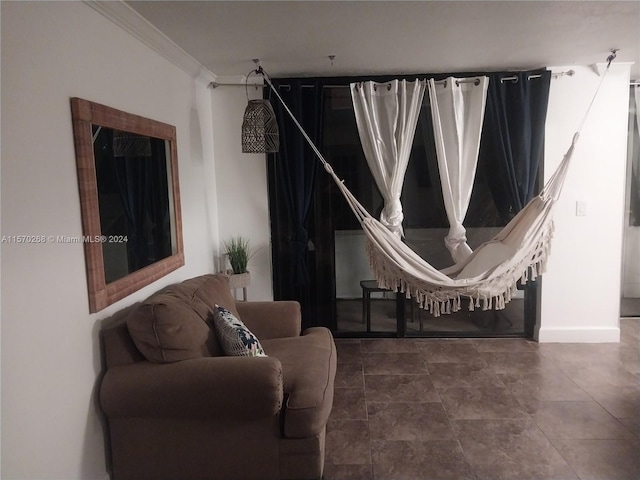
71 98 184 312
92 127 176 283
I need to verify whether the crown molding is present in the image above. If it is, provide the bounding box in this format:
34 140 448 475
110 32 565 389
210 75 256 88
84 0 215 83
589 61 633 77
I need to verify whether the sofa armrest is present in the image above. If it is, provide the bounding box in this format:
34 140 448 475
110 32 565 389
236 301 301 340
100 356 283 420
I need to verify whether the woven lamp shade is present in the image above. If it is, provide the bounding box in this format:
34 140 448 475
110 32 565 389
241 99 280 153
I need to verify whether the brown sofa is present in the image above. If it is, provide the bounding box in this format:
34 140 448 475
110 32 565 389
99 274 336 480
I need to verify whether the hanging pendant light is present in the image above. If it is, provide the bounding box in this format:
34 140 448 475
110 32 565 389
242 99 279 153
241 63 279 153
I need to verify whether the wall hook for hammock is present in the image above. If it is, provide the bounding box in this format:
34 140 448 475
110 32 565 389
593 49 620 77
606 49 619 69
241 59 280 153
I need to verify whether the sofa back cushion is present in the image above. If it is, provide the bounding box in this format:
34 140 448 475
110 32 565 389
127 294 217 363
125 274 240 363
164 275 241 320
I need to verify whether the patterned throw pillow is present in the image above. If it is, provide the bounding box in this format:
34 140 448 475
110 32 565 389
212 304 267 357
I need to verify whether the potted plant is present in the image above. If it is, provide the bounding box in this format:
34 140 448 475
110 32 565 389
223 236 252 293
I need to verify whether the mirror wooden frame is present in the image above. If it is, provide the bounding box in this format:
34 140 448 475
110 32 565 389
70 98 184 313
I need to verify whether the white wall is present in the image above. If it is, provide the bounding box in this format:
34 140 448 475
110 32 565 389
537 64 631 342
211 78 274 301
1 2 221 478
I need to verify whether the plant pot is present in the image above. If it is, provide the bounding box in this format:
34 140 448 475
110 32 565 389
226 271 250 289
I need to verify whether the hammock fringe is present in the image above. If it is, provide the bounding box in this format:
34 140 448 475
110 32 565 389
366 221 555 317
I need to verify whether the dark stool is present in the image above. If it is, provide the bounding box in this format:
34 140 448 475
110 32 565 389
360 280 389 332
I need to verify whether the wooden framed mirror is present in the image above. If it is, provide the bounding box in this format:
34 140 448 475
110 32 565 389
70 98 184 312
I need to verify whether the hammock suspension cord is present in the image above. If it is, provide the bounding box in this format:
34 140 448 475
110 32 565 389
260 69 370 222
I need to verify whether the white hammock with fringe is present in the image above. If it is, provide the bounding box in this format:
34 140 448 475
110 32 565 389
263 69 605 316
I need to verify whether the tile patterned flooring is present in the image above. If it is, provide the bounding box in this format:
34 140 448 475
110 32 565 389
336 298 525 335
323 318 640 480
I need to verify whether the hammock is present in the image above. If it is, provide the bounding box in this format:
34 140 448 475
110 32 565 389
262 66 609 316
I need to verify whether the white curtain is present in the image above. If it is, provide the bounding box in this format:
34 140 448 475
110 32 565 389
428 76 489 263
351 79 426 237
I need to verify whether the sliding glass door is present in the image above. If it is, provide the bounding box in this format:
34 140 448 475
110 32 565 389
268 73 544 338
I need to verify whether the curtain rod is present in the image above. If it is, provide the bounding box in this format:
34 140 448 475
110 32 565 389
210 69 576 89
500 69 575 83
434 78 480 88
210 82 266 88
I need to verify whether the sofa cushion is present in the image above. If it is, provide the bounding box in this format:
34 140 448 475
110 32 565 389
189 275 241 316
127 293 218 363
213 305 267 357
126 274 243 362
156 274 241 321
261 327 336 438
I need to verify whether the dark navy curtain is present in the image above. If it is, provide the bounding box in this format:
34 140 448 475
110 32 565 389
113 157 146 269
479 69 551 222
270 80 323 302
111 155 171 269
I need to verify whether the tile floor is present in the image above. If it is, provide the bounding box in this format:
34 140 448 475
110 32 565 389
336 298 525 335
323 318 640 480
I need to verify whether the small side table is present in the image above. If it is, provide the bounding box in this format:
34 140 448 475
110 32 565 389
360 280 389 332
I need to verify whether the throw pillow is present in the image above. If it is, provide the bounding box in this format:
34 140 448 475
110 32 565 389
213 304 267 357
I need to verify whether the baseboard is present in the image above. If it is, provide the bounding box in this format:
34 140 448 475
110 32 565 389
536 326 620 343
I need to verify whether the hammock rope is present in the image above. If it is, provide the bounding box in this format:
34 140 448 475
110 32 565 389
262 63 611 316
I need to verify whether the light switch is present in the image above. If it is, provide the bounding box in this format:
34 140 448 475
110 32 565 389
576 200 587 216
